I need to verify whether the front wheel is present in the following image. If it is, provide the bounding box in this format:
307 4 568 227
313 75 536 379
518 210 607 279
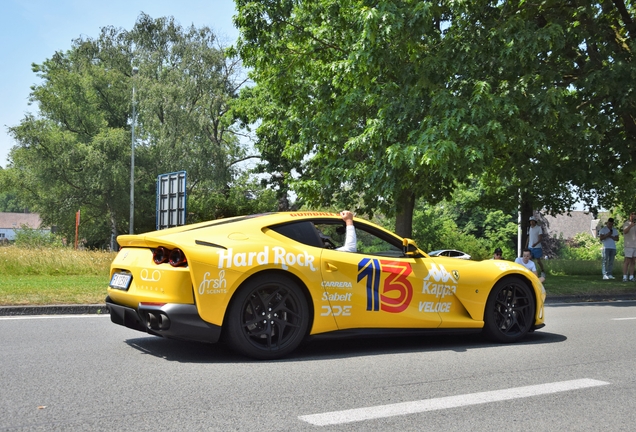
224 274 309 360
483 277 535 343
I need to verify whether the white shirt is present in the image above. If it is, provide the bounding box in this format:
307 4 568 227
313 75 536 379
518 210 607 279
515 257 537 273
623 221 636 248
336 225 357 252
528 224 543 248
599 226 617 249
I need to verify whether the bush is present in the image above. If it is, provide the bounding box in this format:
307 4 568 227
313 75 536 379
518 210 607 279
13 225 64 248
558 232 603 260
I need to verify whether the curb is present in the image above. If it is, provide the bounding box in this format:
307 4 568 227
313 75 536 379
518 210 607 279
544 294 636 304
1 294 636 316
0 304 108 316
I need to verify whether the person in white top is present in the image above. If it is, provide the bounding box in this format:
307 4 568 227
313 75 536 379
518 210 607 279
515 249 545 283
336 210 357 252
622 212 636 281
526 216 545 278
599 218 618 280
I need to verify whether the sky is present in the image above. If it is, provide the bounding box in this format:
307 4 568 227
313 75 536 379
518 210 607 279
0 0 240 169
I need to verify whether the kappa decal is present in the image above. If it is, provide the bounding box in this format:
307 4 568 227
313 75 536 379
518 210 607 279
357 258 413 313
424 263 458 284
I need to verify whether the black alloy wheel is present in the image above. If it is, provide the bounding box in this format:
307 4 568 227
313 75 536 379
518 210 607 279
483 277 535 343
225 274 309 360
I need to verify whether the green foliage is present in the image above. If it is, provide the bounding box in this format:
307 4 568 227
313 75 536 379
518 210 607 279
12 226 64 249
234 0 636 239
558 232 605 261
6 14 270 245
411 184 518 260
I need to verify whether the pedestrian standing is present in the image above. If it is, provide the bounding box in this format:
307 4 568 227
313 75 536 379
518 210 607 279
599 218 618 280
526 216 546 278
622 212 636 281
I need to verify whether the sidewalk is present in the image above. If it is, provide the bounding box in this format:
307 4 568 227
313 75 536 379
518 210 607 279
2 294 636 316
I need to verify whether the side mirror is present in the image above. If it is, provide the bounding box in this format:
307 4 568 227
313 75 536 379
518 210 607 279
402 238 424 257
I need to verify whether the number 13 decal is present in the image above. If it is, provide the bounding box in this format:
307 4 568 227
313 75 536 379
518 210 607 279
357 258 413 313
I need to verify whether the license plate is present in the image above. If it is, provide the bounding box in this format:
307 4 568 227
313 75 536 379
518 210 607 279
110 273 132 291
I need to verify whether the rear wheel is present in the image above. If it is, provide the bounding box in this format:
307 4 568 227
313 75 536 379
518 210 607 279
483 277 535 343
225 274 309 359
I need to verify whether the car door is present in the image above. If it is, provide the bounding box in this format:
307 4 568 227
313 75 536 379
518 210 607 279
317 222 442 330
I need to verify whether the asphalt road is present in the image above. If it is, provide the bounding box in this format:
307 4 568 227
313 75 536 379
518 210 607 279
1 301 636 431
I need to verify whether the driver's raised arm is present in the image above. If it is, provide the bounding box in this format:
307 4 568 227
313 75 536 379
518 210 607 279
336 211 357 252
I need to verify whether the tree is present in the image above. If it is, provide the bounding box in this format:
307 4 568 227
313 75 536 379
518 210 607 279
235 1 481 237
0 168 29 213
7 14 270 245
437 0 635 246
234 1 635 241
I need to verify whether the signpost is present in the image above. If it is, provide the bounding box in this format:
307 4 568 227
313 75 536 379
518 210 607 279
156 171 187 230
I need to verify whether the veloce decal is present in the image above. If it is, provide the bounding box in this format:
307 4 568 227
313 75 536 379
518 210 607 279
357 258 413 313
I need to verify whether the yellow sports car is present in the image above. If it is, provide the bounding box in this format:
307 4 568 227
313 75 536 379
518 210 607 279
106 212 545 359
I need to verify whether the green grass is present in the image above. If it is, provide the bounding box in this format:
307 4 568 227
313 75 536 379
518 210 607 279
0 275 107 305
0 247 633 306
0 246 114 306
544 275 636 296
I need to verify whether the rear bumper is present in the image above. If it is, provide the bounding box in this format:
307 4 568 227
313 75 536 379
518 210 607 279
105 297 222 344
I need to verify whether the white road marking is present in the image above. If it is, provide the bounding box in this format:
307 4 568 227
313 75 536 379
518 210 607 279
612 317 636 320
299 378 610 426
0 315 109 320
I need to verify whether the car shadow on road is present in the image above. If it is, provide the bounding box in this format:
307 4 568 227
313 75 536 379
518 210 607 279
123 329 566 363
294 330 566 360
124 337 245 363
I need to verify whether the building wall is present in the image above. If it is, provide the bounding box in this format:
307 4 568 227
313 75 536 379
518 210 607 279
543 211 608 240
0 212 48 241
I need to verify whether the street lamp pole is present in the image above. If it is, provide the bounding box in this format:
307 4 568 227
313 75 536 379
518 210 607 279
130 66 138 235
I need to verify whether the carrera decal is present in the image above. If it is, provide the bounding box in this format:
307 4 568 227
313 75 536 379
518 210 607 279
217 246 317 271
357 258 413 313
321 281 353 289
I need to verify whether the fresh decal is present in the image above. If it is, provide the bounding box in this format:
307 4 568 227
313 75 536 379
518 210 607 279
198 270 228 294
357 258 413 313
217 246 316 271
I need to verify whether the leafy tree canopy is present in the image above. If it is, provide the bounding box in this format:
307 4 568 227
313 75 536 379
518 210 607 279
7 13 273 245
234 0 635 238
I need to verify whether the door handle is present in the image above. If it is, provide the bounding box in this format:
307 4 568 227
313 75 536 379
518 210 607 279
325 263 338 272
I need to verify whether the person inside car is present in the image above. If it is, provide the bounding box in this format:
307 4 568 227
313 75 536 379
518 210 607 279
336 210 357 252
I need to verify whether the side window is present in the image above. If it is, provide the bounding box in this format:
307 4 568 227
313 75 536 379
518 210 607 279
356 228 403 257
313 221 403 256
269 221 323 248
271 219 406 257
314 222 347 249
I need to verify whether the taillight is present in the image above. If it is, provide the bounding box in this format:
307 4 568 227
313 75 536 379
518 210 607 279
168 248 187 267
153 247 187 267
153 246 170 264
